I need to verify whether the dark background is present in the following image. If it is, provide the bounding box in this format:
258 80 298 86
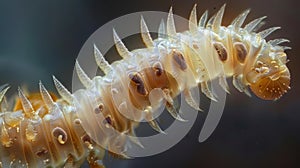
0 0 299 167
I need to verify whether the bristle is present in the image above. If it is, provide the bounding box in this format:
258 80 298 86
140 16 154 48
1 96 9 112
162 88 186 121
144 108 166 134
0 85 10 103
75 60 93 89
113 28 132 58
258 27 281 38
244 16 267 32
52 76 74 104
282 46 292 50
148 120 166 134
183 89 202 111
167 7 177 37
232 75 251 97
166 102 186 122
158 19 166 39
268 38 290 46
206 14 216 29
231 9 250 30
128 130 144 148
219 75 230 94
189 4 198 34
39 81 55 109
17 87 34 114
200 82 217 102
198 10 208 28
212 4 226 32
93 44 113 74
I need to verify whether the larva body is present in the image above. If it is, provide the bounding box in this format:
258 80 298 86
0 4 291 168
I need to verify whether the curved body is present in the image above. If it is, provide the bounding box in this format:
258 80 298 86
0 4 290 168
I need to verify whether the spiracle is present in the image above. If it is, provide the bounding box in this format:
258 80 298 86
0 4 291 168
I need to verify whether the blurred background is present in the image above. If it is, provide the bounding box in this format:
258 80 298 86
0 0 299 167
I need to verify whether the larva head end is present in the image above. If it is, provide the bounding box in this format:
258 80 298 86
249 67 290 100
247 48 291 100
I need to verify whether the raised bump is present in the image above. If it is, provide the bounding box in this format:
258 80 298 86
26 122 37 142
1 125 12 147
52 127 68 145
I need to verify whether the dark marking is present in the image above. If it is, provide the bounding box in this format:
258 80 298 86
36 148 48 157
52 127 67 144
172 51 187 70
103 115 113 126
213 42 228 61
94 107 101 114
192 44 199 49
153 62 163 76
94 103 104 114
129 73 147 95
98 103 104 112
234 42 248 63
81 134 92 144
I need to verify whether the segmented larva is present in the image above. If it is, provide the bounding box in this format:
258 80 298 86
0 4 291 168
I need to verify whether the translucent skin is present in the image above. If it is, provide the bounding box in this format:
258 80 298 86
0 4 291 168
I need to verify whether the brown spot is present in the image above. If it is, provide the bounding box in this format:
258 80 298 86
213 42 228 62
104 116 113 126
234 42 248 63
152 62 163 76
81 134 92 144
172 50 187 70
129 73 147 95
94 103 104 114
52 127 67 145
98 103 104 112
94 107 101 114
